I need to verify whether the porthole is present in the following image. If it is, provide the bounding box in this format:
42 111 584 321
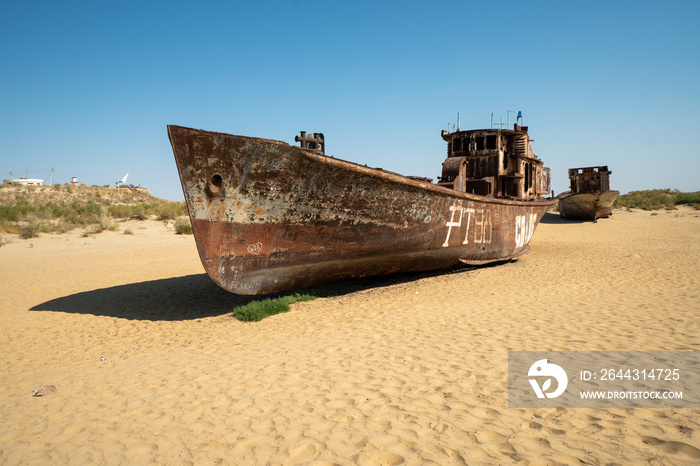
206 174 223 196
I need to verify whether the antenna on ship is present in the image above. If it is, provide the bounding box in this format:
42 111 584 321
457 113 460 132
507 110 516 127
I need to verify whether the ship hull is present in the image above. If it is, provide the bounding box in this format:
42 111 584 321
168 125 557 295
558 190 619 221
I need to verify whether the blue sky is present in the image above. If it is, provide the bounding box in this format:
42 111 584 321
2 0 698 201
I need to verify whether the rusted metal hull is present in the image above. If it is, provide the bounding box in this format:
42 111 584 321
168 125 557 295
558 190 619 221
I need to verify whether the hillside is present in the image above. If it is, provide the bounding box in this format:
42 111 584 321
0 183 189 238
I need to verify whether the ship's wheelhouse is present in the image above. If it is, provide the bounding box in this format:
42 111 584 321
568 166 612 194
438 124 550 200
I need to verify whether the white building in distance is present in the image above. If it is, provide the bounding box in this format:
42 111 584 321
3 177 44 186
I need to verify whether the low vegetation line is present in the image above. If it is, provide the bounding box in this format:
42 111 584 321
233 293 318 322
614 189 699 211
0 183 191 237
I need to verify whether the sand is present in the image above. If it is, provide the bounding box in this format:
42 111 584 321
1 209 699 465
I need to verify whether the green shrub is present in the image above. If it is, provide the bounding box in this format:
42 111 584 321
174 217 193 235
131 205 148 220
233 293 318 322
20 222 40 239
674 192 700 207
107 204 132 218
54 221 72 234
0 204 32 222
108 204 149 220
155 202 187 220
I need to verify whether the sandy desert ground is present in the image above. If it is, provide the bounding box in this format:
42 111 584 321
1 207 699 465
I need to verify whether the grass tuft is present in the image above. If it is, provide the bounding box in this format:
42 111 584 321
233 293 318 322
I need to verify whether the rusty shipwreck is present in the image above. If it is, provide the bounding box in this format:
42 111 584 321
558 166 619 221
168 123 557 295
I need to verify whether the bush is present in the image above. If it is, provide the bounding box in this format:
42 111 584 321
97 216 118 231
674 192 700 208
108 204 150 220
233 293 318 322
131 205 148 220
174 217 193 235
54 221 72 234
0 221 20 235
20 221 41 239
107 204 132 218
155 202 187 220
0 204 32 222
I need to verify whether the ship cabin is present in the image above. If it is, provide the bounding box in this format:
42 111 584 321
567 166 612 194
438 124 550 201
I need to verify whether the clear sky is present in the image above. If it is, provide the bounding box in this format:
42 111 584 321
2 0 699 201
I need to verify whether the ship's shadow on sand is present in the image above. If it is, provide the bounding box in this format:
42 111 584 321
30 274 243 321
539 211 586 224
30 266 486 321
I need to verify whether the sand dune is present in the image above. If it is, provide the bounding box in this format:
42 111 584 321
1 209 699 465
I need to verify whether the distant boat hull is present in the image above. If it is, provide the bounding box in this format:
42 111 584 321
558 190 619 221
168 125 557 295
